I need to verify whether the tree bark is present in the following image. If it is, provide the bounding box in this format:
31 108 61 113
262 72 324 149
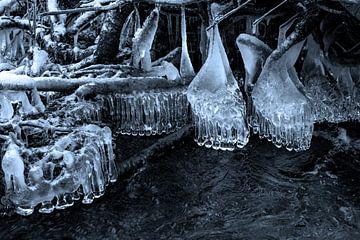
94 4 133 64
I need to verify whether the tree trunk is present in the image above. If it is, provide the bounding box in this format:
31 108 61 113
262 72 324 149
94 4 133 64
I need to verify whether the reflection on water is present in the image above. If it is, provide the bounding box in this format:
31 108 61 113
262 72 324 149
1 124 360 239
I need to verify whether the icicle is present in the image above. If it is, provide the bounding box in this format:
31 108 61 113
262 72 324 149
0 93 14 122
199 21 208 63
187 3 249 151
132 8 160 71
179 6 195 78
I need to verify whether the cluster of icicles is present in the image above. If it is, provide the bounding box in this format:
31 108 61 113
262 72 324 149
188 3 359 152
97 88 191 136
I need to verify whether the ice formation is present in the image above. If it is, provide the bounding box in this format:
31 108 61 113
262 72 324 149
148 61 181 81
179 6 195 78
236 34 272 95
31 47 49 76
1 124 117 216
97 87 191 136
302 35 360 123
0 73 45 122
187 4 249 151
243 35 314 151
47 0 66 38
132 8 160 71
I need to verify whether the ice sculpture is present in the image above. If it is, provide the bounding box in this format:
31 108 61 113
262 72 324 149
301 35 345 123
2 124 117 216
120 10 136 51
302 34 360 123
132 8 160 71
179 6 195 78
187 4 249 151
248 38 314 151
97 87 191 136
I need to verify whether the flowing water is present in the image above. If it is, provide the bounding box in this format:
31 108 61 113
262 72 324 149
1 123 360 239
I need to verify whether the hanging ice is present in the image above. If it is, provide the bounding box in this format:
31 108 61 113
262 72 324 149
301 35 345 123
187 4 249 151
1 124 117 216
132 7 160 71
179 6 195 78
247 38 314 151
96 87 191 136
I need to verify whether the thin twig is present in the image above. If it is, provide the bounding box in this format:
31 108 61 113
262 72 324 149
207 0 253 31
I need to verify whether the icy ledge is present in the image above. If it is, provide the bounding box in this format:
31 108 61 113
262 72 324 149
2 124 117 216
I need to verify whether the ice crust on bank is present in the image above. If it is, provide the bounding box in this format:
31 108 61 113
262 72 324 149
2 124 117 216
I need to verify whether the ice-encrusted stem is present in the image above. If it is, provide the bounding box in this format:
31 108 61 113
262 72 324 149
179 6 195 78
132 7 160 71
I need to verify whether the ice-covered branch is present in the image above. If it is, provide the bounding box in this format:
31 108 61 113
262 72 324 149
40 1 125 16
0 17 31 30
0 73 187 93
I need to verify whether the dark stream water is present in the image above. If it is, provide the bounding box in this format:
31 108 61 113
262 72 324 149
1 124 360 240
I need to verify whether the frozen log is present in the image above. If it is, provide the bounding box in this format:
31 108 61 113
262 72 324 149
74 77 185 98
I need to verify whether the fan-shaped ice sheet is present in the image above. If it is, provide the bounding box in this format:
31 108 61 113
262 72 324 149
187 22 249 151
250 40 314 151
